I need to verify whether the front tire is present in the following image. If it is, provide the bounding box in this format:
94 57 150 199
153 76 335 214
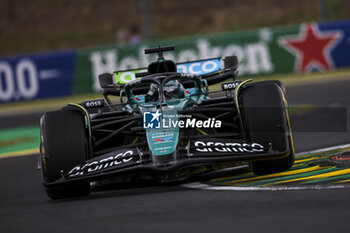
40 110 90 199
240 81 294 175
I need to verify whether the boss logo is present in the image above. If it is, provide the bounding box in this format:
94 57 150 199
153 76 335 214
83 99 104 108
221 81 242 91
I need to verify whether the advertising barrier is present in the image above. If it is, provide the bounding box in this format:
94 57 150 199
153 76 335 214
1 19 350 103
0 51 76 103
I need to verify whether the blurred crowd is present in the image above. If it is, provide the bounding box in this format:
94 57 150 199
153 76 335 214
116 25 142 45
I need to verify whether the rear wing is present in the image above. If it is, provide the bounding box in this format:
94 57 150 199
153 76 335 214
113 56 238 85
98 56 238 100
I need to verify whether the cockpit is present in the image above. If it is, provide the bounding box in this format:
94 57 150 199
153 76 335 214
125 75 200 105
145 81 185 102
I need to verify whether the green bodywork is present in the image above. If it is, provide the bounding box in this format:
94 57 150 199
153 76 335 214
123 77 209 157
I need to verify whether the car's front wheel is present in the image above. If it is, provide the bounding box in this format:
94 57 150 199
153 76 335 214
240 81 295 175
40 110 90 199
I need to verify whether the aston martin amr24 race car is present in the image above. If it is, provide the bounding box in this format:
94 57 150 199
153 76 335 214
39 46 294 199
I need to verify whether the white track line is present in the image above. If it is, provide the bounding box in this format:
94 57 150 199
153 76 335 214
182 143 350 191
296 143 350 156
181 182 347 191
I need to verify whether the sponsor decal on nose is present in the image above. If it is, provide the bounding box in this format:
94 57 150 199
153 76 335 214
154 137 172 142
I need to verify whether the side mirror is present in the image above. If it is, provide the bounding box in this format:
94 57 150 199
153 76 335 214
120 89 126 103
99 73 114 89
201 79 209 93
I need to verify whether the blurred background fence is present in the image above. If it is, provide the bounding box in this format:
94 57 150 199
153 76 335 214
1 0 349 56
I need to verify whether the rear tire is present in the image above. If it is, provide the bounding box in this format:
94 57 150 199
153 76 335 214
40 110 90 199
240 81 294 175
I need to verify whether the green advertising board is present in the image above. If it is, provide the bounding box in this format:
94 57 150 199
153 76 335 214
74 19 350 94
73 24 300 94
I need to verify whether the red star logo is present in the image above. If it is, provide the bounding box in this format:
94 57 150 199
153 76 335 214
279 23 342 72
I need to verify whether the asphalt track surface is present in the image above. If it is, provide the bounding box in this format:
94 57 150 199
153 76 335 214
2 78 350 232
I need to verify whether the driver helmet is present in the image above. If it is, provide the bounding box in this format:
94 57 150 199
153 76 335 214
145 83 159 102
163 80 184 99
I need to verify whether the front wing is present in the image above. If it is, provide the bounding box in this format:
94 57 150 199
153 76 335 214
42 139 291 188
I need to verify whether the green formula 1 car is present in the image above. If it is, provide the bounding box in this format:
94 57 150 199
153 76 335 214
39 46 294 199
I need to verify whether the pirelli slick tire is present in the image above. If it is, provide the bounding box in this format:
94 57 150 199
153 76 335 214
40 110 90 199
240 81 295 175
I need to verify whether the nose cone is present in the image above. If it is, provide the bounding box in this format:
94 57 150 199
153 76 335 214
143 107 180 165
